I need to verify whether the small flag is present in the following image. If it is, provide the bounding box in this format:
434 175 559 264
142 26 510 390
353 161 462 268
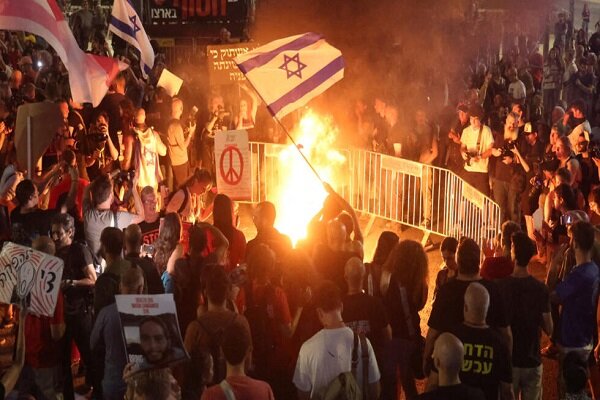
0 0 127 106
234 33 344 119
109 0 155 78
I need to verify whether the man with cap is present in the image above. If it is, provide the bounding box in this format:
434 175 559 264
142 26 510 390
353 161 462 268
566 99 592 154
460 104 494 196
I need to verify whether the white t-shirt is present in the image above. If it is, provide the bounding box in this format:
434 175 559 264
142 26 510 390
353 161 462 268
460 124 494 173
508 80 527 101
293 327 380 398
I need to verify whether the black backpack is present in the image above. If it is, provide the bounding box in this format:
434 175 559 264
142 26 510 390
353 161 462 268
244 283 277 379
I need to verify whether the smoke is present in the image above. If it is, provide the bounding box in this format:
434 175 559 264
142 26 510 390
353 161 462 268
251 0 552 125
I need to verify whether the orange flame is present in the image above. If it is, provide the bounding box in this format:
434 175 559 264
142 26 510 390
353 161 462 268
272 110 346 246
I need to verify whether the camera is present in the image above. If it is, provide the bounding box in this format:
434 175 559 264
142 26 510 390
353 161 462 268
141 244 154 258
499 140 516 158
464 151 478 166
560 214 573 226
589 142 600 159
110 169 136 186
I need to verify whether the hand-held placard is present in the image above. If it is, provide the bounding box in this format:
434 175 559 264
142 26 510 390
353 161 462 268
0 242 64 317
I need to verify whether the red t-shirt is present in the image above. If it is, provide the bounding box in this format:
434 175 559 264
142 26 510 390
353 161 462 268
480 256 514 280
25 292 65 368
200 375 275 400
48 177 89 219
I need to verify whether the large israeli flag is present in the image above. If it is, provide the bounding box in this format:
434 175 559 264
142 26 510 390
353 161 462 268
109 0 155 78
234 33 344 119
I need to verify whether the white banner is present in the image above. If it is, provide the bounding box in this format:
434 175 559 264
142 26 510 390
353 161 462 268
215 130 252 201
0 242 64 317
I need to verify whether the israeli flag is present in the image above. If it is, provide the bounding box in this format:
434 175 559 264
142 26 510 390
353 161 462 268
234 33 344 119
109 0 155 78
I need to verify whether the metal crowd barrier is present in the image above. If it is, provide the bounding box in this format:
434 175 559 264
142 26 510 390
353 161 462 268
245 142 501 248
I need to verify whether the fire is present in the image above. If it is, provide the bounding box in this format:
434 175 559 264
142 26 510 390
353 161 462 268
272 110 346 246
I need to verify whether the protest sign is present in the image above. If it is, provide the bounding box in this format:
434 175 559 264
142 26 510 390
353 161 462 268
214 130 251 201
0 242 64 317
206 43 260 84
116 294 188 370
15 102 63 176
157 68 183 97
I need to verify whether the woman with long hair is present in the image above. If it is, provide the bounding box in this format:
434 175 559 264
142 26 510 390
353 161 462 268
213 193 246 272
153 212 183 291
365 231 399 297
380 240 429 400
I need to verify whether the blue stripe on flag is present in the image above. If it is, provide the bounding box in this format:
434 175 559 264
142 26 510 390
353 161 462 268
238 33 322 75
143 64 152 75
267 55 344 116
110 15 135 38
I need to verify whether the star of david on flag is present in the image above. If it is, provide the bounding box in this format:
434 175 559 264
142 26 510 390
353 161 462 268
109 0 155 78
234 33 345 119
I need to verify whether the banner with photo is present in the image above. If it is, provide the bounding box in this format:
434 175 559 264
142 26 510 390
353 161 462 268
116 294 189 370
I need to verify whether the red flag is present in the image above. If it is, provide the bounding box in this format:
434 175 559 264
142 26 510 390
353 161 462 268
0 0 127 106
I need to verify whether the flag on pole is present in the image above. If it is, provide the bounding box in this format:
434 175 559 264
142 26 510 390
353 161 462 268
109 0 155 78
0 0 127 107
234 33 344 119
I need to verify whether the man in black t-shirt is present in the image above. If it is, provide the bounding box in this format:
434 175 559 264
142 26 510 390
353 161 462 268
124 224 164 295
418 332 484 400
498 232 552 399
425 239 511 373
429 283 513 400
342 258 391 359
51 213 97 399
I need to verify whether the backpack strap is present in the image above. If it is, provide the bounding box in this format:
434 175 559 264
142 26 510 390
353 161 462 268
111 210 118 228
219 380 236 400
398 279 416 338
359 333 369 400
351 330 359 375
178 189 189 215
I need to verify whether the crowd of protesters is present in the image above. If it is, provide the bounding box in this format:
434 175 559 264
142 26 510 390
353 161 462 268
1 2 600 400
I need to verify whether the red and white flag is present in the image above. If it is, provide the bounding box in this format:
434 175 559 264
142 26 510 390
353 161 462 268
0 0 127 106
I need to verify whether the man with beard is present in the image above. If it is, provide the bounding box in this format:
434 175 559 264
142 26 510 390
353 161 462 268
490 112 525 223
445 104 470 175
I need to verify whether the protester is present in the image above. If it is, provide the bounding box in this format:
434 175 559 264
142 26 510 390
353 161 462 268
293 281 381 399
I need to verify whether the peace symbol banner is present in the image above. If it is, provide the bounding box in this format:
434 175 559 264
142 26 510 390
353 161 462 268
214 130 251 201
0 242 64 317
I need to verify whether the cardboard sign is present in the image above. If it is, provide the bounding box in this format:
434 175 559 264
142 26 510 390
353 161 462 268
157 68 183 97
0 242 64 317
15 103 63 175
215 130 251 201
206 43 260 84
116 294 189 371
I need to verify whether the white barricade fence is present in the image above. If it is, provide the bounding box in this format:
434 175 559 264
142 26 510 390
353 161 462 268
245 143 501 248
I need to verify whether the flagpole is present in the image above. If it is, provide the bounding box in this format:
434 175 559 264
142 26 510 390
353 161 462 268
242 79 324 183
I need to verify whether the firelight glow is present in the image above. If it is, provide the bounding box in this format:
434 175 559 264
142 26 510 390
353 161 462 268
272 110 346 246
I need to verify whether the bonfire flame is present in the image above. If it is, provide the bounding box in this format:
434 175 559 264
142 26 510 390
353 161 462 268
273 110 346 246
